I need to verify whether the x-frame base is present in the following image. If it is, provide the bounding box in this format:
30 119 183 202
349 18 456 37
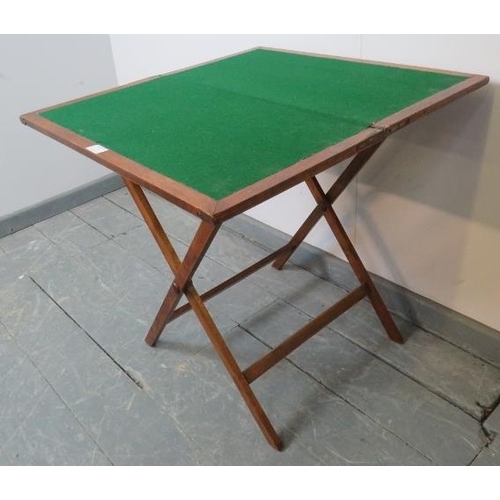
122 142 403 451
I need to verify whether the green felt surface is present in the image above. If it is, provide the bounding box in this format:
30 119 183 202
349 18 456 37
41 49 466 200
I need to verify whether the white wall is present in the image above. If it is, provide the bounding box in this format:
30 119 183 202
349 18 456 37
0 35 117 218
357 35 500 331
102 36 500 331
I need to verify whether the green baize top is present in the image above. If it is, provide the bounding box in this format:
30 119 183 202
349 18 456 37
41 49 465 200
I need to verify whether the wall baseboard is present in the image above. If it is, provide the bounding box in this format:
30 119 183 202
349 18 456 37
1 173 498 368
0 174 124 238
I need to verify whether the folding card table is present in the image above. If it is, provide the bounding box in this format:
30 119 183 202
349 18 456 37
21 48 489 450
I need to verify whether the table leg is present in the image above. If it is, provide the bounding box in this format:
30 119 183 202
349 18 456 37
273 142 383 270
123 178 283 449
306 177 403 344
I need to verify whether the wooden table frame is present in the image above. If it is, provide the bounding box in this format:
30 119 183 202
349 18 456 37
20 49 489 450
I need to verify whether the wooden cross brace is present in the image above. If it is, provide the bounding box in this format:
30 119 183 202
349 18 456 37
122 142 403 451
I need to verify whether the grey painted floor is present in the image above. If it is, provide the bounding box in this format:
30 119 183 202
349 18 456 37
1 187 500 466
